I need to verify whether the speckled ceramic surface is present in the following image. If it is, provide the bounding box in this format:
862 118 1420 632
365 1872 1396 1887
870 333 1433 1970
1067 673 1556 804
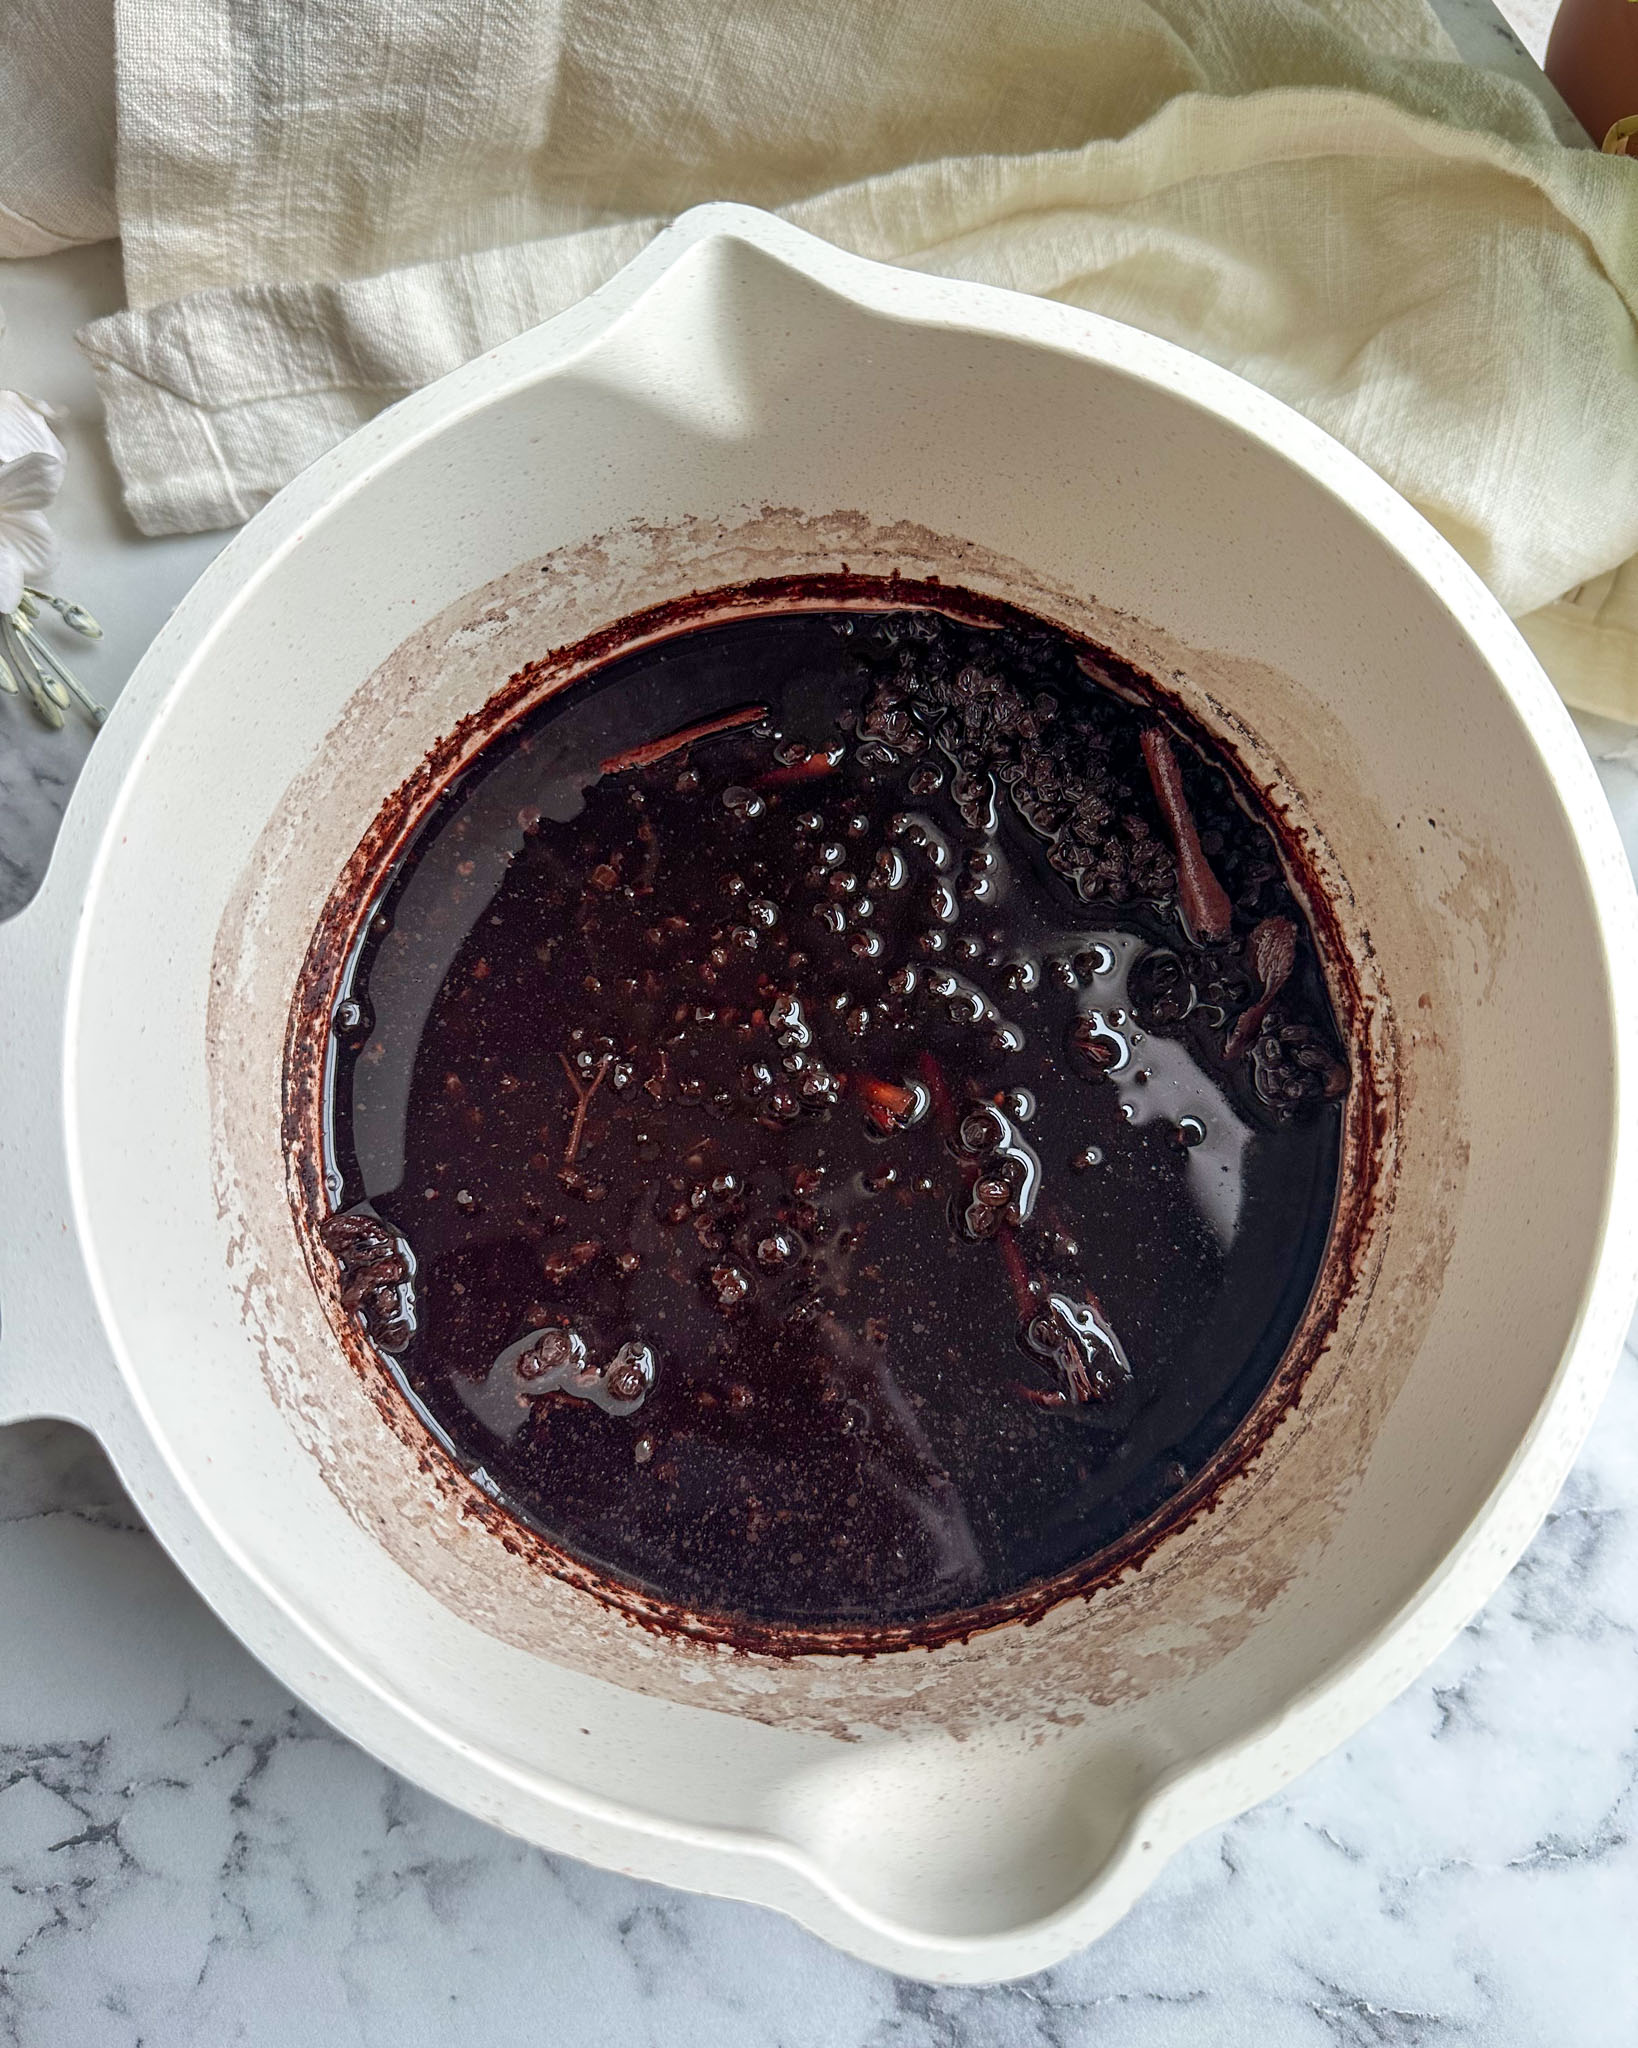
2 204 1635 1986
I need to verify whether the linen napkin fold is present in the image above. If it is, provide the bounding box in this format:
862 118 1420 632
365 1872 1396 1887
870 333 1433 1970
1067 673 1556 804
73 0 1638 720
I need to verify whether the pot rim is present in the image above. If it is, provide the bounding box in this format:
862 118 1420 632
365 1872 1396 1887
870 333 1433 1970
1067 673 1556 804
3 202 1633 1979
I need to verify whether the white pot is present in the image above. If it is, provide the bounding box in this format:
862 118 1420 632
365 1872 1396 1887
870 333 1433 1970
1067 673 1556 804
2 206 1634 1982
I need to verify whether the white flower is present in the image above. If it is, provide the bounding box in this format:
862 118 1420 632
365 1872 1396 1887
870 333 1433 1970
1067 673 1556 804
0 390 65 615
0 391 102 729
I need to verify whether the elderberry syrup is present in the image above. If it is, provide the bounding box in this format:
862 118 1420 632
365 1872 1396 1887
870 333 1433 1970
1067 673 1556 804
313 599 1348 1630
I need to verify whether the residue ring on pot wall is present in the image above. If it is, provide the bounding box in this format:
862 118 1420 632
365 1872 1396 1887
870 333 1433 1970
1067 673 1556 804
278 561 1395 1662
211 505 1429 1739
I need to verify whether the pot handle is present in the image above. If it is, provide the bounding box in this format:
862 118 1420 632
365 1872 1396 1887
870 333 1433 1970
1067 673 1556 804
0 897 127 1436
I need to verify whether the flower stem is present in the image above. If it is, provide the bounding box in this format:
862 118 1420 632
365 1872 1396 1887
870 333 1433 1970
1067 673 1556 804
0 615 63 728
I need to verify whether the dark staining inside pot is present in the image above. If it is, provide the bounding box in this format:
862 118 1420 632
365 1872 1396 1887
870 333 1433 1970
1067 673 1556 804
303 593 1350 1633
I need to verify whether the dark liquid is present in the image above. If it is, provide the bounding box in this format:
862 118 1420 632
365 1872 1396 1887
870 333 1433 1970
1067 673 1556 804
315 603 1347 1631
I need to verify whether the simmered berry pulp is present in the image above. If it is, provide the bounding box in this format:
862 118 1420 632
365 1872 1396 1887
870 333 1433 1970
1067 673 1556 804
317 602 1347 1629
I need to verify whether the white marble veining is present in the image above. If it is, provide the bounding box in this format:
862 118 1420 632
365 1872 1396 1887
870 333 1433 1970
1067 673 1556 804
5 1329 1637 2047
1440 0 1587 140
1491 0 1560 66
4 15 1636 2037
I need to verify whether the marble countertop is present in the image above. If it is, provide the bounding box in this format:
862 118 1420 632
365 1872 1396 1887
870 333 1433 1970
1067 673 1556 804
4 15 1637 2042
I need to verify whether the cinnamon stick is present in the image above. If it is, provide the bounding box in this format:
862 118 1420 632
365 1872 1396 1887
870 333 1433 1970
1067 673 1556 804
598 704 767 777
1139 726 1234 943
